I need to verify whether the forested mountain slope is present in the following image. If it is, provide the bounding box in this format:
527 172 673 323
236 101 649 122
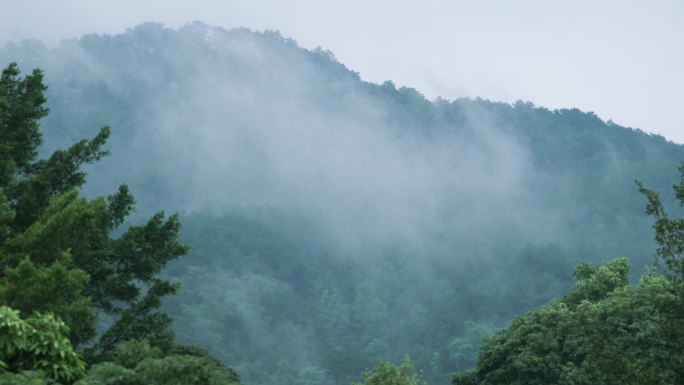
2 22 683 385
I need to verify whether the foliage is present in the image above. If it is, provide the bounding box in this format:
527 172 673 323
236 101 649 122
635 162 684 381
0 370 57 385
352 357 426 385
1 191 98 346
0 306 85 383
0 62 240 384
453 164 684 385
75 340 240 385
0 63 47 188
562 258 630 306
452 260 679 385
0 62 187 363
636 162 684 280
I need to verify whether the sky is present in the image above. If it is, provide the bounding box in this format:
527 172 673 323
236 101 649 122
1 0 682 143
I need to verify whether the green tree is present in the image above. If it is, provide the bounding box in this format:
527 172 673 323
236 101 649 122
0 63 47 189
0 62 241 383
75 340 240 385
0 305 85 383
353 357 426 385
636 162 684 380
452 259 677 385
636 162 684 281
453 163 684 385
0 62 187 360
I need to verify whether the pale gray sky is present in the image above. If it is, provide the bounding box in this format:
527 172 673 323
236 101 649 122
1 0 682 143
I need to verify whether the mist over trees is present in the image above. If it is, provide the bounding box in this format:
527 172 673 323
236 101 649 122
0 62 240 384
453 167 684 384
1 22 683 385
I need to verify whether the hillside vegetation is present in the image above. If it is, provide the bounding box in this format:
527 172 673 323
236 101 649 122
1 23 683 384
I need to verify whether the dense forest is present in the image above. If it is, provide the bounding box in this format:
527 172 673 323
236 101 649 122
1 22 683 384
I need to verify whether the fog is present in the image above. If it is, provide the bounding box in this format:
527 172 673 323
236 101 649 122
0 22 567 255
1 22 678 384
2 1 683 144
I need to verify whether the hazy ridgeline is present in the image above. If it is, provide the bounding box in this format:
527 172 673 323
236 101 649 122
2 22 683 385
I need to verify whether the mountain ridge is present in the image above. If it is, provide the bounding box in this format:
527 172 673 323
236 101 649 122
2 21 683 385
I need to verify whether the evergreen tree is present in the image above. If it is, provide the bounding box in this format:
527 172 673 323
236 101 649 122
0 62 186 357
0 63 240 383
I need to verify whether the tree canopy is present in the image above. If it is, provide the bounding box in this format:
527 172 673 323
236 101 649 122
0 63 240 384
452 164 684 385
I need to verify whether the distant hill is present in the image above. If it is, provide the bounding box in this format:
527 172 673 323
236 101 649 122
2 22 683 385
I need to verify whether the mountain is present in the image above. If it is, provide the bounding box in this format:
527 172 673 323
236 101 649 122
2 22 683 385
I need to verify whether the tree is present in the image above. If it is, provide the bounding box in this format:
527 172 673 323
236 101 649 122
75 340 240 385
635 162 684 381
636 162 684 281
452 163 684 385
452 259 677 385
0 63 47 189
0 62 188 361
353 356 426 385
